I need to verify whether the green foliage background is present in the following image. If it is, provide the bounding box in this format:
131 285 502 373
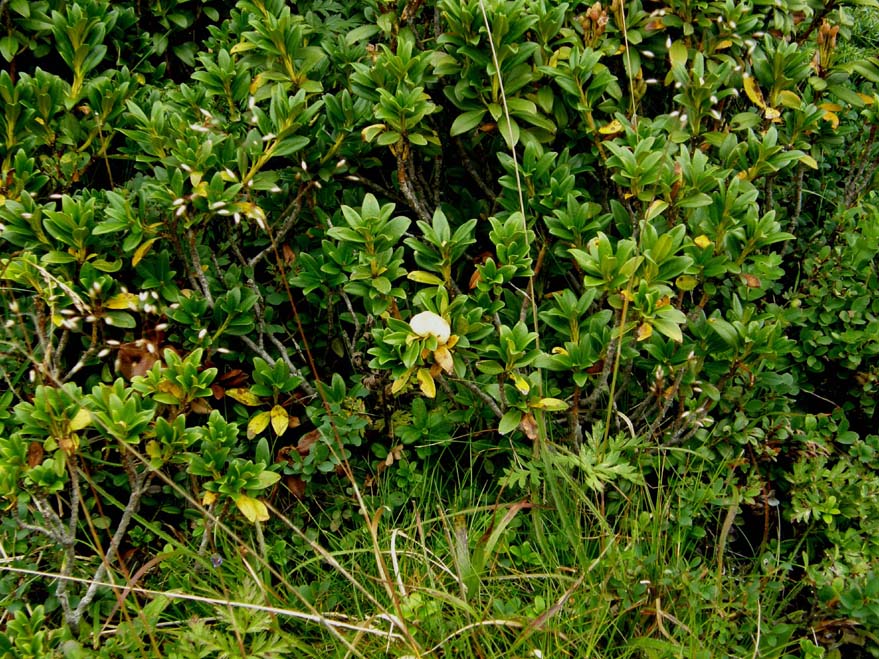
0 0 878 656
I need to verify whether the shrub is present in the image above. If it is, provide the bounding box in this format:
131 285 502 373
1 0 878 654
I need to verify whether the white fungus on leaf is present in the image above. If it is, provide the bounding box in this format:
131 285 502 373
409 311 451 345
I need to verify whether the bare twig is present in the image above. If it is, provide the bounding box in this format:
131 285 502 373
186 228 213 307
454 137 497 202
441 374 503 419
248 183 314 269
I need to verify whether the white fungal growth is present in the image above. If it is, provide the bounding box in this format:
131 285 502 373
410 311 451 345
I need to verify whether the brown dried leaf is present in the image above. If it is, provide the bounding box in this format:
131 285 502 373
286 476 306 499
27 442 44 468
296 429 321 457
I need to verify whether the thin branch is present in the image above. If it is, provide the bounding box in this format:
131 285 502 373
442 375 503 419
454 137 497 202
68 467 151 632
396 148 432 223
248 183 314 270
186 228 213 307
266 333 316 397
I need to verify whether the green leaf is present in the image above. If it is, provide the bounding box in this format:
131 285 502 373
104 311 137 329
708 317 738 347
0 36 19 62
651 316 683 343
361 124 386 142
499 409 523 435
345 24 381 44
254 470 281 490
408 271 445 285
668 41 688 69
450 109 486 136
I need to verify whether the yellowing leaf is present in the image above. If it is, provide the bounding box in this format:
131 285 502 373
407 270 445 286
235 494 269 523
764 106 781 120
417 368 436 398
145 440 163 462
132 238 159 267
513 373 530 395
742 74 766 109
676 275 699 291
821 110 839 130
69 408 91 431
857 93 874 106
778 90 801 109
226 388 263 406
799 154 819 170
714 39 733 50
636 323 653 341
433 345 454 374
551 346 569 356
645 199 668 221
694 235 712 249
202 490 218 506
391 369 413 395
104 292 139 310
599 119 624 134
247 411 271 439
533 397 568 412
270 405 289 436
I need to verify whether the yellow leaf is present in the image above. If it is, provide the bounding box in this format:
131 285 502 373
69 408 91 431
202 490 218 506
533 397 568 412
145 440 163 461
270 405 289 436
857 93 874 106
226 388 263 406
417 368 436 398
764 106 781 121
742 74 766 109
714 39 733 50
391 369 413 395
799 154 819 170
158 380 185 401
104 292 139 310
599 119 624 134
235 494 269 523
247 411 270 439
551 346 569 356
433 345 454 374
513 373 530 395
132 238 159 267
694 235 712 249
636 323 653 341
821 110 839 130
